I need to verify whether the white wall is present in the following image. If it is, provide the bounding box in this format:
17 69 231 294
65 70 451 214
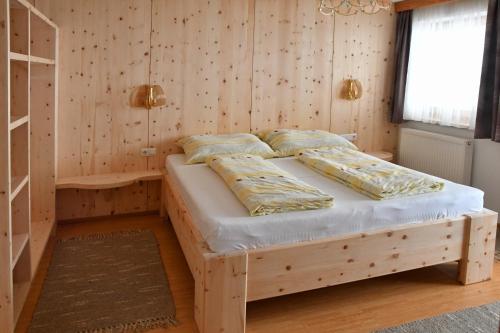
472 139 500 214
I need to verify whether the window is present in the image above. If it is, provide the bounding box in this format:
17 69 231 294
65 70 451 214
403 0 488 129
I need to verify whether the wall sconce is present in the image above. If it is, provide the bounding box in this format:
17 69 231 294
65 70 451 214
144 84 166 109
341 79 362 100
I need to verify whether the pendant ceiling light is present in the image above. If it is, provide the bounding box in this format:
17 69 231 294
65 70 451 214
319 0 392 16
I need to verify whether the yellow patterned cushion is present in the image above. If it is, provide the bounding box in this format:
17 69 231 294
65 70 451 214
177 133 275 164
257 129 358 157
207 154 334 216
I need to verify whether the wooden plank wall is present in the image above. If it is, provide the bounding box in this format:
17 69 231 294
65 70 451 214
34 0 156 219
33 0 398 220
331 12 398 154
148 0 255 170
251 0 334 131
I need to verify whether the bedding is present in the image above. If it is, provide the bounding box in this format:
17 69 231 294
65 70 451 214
297 147 445 200
256 129 358 157
166 154 484 253
177 133 274 164
206 154 333 216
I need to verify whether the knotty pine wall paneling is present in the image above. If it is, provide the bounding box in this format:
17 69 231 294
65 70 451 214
148 0 255 171
251 0 334 131
330 11 398 153
32 0 398 220
34 0 156 220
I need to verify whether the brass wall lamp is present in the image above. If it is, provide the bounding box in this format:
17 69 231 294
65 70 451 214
144 84 166 109
341 79 362 100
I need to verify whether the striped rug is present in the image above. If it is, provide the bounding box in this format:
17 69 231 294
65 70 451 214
29 230 176 333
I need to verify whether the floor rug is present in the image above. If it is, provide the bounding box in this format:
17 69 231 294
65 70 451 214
29 230 176 333
375 301 500 333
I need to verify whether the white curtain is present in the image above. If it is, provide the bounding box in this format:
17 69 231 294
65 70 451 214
403 0 488 129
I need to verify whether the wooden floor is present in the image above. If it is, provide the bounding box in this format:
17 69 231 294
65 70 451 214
16 214 500 333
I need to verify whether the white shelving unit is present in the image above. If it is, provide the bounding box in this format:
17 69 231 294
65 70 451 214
0 0 58 331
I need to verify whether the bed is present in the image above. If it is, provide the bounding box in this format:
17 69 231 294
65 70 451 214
163 153 498 333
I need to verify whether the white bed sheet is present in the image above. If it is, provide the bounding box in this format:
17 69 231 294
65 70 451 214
166 154 484 253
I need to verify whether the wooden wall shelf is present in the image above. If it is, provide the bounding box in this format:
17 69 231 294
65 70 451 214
56 170 163 190
1 0 58 331
9 52 28 61
11 233 28 267
9 115 28 130
10 175 28 199
30 56 55 65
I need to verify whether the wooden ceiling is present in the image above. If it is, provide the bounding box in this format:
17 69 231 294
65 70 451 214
394 0 455 12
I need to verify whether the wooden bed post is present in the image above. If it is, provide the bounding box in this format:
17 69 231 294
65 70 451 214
196 253 248 333
459 211 498 285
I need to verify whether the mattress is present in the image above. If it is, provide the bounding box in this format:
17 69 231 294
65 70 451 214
166 154 484 253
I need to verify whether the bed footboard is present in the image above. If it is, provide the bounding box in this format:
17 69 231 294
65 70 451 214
243 212 497 301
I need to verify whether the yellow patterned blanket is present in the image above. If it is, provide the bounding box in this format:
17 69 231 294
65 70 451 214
207 154 334 216
297 147 444 200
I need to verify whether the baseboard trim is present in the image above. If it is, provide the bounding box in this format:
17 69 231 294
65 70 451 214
57 210 160 225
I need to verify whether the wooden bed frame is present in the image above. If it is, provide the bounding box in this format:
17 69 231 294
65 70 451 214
163 173 498 333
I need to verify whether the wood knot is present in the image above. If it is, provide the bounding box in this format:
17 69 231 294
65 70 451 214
285 265 292 271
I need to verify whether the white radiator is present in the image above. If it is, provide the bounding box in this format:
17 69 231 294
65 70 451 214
398 128 473 185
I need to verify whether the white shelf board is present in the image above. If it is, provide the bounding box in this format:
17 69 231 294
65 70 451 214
12 233 29 267
30 55 55 65
9 51 29 62
9 115 29 131
10 175 29 200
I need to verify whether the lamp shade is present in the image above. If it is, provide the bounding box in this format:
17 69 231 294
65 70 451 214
145 84 166 109
341 79 362 100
